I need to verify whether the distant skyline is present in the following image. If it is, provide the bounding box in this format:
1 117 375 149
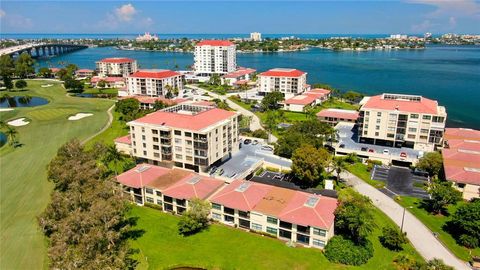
1 1 479 34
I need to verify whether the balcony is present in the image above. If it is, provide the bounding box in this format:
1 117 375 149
280 221 292 230
224 207 235 215
238 211 250 219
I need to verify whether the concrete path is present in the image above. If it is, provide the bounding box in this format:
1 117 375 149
186 84 277 142
343 171 470 270
81 104 115 145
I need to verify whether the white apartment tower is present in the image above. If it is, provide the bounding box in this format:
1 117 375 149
258 68 308 99
194 40 236 75
250 32 262 41
126 104 240 172
126 69 184 97
358 93 447 151
96 57 138 77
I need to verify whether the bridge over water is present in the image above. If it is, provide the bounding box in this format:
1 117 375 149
0 43 88 57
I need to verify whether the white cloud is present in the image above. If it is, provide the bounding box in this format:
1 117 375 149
407 0 480 18
0 10 33 30
411 19 434 32
115 3 137 22
0 9 6 18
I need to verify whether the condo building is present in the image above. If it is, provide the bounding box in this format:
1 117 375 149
116 165 338 249
194 40 236 75
258 68 308 99
358 93 447 151
96 57 138 77
250 32 262 41
126 69 184 97
122 104 240 172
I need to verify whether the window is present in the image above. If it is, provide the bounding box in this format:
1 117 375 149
156 191 162 196
267 216 278 224
146 197 154 203
313 228 327 237
175 146 182 152
212 213 221 220
142 135 146 140
410 114 419 119
377 112 382 117
313 239 326 247
224 207 234 215
175 138 182 144
421 129 429 134
152 130 158 135
408 134 416 139
376 125 380 130
408 128 417 133
296 234 310 244
224 215 234 222
422 115 431 120
185 132 192 137
175 154 182 159
266 227 278 235
212 203 221 210
375 132 379 136
251 223 262 231
145 188 153 194
156 199 162 205
174 130 181 135
376 119 381 124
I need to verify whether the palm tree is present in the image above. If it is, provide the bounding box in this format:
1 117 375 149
264 110 279 143
331 157 346 182
102 144 125 176
5 127 18 146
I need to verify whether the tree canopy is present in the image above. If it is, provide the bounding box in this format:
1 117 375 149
14 79 27 90
261 92 284 110
291 144 330 187
447 199 480 248
178 198 211 236
425 180 462 214
416 152 443 178
15 52 35 78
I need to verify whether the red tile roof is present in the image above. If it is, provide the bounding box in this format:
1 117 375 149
119 95 180 105
443 128 480 185
49 68 61 73
210 180 271 212
114 134 131 145
278 191 337 229
317 109 360 121
223 68 256 79
362 94 440 114
76 69 93 73
163 173 225 200
284 94 318 105
132 108 237 131
129 69 181 79
259 68 306 78
116 164 171 189
309 88 331 95
91 76 125 83
98 57 135 63
196 40 234 46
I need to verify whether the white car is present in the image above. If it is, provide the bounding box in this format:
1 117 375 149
383 149 390 155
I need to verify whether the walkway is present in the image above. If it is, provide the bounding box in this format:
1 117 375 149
186 84 277 142
81 104 115 145
342 171 470 270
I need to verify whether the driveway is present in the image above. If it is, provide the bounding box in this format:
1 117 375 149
186 84 277 142
343 171 470 270
372 166 429 199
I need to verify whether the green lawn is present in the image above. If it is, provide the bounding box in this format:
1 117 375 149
314 98 360 112
0 80 114 269
129 205 422 270
85 110 129 148
83 87 118 95
346 163 385 188
396 196 480 262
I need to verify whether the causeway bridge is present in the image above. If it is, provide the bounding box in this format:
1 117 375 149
0 43 88 57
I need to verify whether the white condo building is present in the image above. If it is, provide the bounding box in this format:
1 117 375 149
258 68 308 99
358 93 447 151
96 58 138 77
194 40 236 75
126 69 184 97
250 32 262 41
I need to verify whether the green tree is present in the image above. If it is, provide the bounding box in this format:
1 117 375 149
335 189 376 244
56 68 69 81
0 55 15 89
424 259 454 270
208 74 221 86
5 127 18 146
178 198 211 236
426 180 462 214
97 79 107 88
261 92 284 110
303 104 316 119
447 199 480 248
153 100 167 110
417 152 443 178
37 67 53 78
342 91 363 102
291 144 331 187
264 110 279 142
63 76 84 92
379 226 407 251
15 52 35 78
15 79 27 90
102 144 126 176
332 157 347 181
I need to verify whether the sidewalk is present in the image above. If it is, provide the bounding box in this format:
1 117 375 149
342 171 470 270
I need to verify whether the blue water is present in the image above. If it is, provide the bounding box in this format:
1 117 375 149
34 45 480 129
0 132 6 147
0 96 49 108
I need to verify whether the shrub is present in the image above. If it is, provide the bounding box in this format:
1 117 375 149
324 236 373 266
446 199 480 248
379 226 407 251
144 202 163 211
344 153 359 164
366 159 383 172
265 166 280 173
251 129 268 139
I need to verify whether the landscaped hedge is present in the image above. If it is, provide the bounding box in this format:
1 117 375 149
324 236 374 266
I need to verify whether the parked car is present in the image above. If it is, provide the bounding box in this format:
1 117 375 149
261 145 274 151
244 139 252 145
400 152 407 158
361 147 368 151
339 144 345 148
413 168 429 177
252 140 259 145
217 168 225 176
368 148 375 153
383 149 390 155
210 166 217 174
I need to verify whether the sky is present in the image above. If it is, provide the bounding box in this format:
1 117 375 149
0 1 479 34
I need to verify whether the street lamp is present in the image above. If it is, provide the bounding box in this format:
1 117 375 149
401 206 413 233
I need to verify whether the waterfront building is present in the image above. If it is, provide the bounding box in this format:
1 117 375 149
75 68 94 78
358 93 447 151
96 57 138 77
194 40 236 75
117 104 240 172
258 68 308 99
116 165 337 249
90 76 126 88
136 32 159 42
250 32 262 41
390 34 408 40
442 128 480 200
283 88 331 112
221 67 256 86
117 95 189 110
317 108 359 126
126 69 184 97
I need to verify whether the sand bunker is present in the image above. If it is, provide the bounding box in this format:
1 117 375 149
68 113 93 121
8 118 30 126
41 84 53 88
0 108 14 112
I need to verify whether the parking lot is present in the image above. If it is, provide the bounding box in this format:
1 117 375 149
336 123 422 164
372 166 429 199
210 141 292 182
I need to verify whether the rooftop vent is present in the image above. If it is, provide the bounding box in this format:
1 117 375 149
304 196 320 207
235 182 251 192
464 167 480 173
187 175 201 185
135 165 150 173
